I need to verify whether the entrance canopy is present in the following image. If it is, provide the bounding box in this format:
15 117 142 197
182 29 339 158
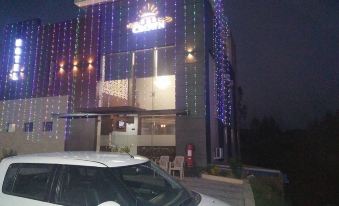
53 106 187 118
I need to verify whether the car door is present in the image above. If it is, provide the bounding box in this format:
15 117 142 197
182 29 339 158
0 163 59 206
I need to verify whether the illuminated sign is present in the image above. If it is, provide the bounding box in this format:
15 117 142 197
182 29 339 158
9 39 24 81
74 0 110 7
127 3 173 33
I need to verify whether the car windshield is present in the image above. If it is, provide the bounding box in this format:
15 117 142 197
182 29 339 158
108 161 195 206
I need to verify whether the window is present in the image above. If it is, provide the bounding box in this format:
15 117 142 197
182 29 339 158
103 47 175 110
54 163 191 206
2 164 18 192
140 116 175 135
43 121 53 132
6 123 16 133
24 122 33 132
2 163 55 202
111 162 189 205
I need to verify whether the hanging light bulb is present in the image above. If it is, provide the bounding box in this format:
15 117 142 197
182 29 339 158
59 62 65 74
88 57 94 70
73 59 78 72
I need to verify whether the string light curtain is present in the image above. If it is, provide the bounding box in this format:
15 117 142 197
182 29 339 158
213 0 233 126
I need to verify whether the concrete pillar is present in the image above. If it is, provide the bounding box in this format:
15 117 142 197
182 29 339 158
96 117 101 152
224 126 229 161
96 55 105 152
231 128 236 158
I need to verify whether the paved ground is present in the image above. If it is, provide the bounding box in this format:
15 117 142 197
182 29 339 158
179 177 255 206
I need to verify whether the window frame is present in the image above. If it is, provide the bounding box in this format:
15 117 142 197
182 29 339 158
139 115 176 135
42 121 53 132
23 122 33 132
6 123 16 133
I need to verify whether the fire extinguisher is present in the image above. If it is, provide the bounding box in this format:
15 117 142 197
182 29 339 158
186 144 194 167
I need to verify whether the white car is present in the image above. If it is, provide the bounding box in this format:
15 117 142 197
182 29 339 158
0 152 229 206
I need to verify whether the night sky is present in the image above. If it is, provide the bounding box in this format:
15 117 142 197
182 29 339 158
0 0 338 129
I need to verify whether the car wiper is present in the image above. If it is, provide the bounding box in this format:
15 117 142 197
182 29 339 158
127 152 134 159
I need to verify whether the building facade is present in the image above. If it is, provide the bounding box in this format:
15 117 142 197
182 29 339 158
0 0 237 166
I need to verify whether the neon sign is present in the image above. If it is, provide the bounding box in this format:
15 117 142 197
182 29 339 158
127 3 173 33
9 39 24 81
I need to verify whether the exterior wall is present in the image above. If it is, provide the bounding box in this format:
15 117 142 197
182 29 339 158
204 0 217 164
99 1 179 54
0 96 68 155
208 54 220 163
0 18 99 109
227 35 240 158
176 117 207 166
175 0 208 166
0 19 41 100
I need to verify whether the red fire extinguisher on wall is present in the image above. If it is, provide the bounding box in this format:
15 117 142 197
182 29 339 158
186 144 194 167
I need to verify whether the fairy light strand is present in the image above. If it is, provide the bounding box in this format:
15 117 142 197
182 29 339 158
0 25 9 130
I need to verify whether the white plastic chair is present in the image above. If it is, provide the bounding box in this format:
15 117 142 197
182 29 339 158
158 156 170 172
169 156 185 179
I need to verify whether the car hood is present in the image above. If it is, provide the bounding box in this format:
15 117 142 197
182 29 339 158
198 193 231 206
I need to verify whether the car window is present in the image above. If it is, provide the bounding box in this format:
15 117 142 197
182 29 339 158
54 165 133 206
110 162 191 206
2 163 55 202
120 164 170 198
2 164 19 193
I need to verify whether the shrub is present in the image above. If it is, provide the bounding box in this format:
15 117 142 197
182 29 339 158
1 149 17 160
119 146 131 153
204 165 231 177
111 146 119 152
110 145 131 153
229 158 243 179
250 176 288 206
220 170 231 177
210 165 221 176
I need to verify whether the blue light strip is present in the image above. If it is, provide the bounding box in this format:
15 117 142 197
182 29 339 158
214 0 233 126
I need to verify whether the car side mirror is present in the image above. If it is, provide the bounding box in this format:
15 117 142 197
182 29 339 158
97 201 120 206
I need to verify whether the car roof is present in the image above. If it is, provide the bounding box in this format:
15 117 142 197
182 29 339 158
2 152 149 168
